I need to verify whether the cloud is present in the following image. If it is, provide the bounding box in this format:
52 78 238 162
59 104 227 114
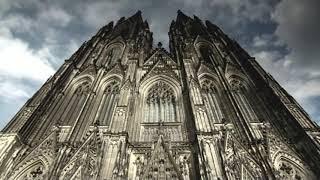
0 31 55 117
39 6 73 27
261 0 320 123
272 0 320 71
0 80 29 101
252 34 283 48
81 1 123 27
251 47 320 122
0 35 55 81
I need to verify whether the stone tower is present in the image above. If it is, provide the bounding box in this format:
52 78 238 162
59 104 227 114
0 10 319 180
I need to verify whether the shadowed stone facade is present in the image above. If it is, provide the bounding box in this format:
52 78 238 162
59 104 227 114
0 10 319 179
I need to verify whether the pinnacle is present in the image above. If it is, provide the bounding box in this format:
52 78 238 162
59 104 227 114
136 10 142 15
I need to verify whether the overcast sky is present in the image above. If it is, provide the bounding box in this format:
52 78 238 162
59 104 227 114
0 0 319 128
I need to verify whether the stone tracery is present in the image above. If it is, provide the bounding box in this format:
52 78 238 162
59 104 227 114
144 81 177 123
96 80 120 126
96 45 122 67
200 79 223 123
62 81 91 125
229 77 258 123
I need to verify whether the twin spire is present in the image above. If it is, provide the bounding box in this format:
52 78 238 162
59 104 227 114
108 9 215 32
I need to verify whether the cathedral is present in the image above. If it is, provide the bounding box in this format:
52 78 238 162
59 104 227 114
1 10 320 180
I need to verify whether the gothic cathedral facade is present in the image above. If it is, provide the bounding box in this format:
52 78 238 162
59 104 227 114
0 11 320 180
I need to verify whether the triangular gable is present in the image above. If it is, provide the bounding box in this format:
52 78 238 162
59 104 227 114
20 128 57 161
225 61 246 80
140 63 179 84
70 166 82 180
144 48 177 66
59 130 101 179
9 129 58 178
197 62 216 77
78 64 97 77
141 52 179 83
142 135 183 179
105 62 125 77
63 133 95 166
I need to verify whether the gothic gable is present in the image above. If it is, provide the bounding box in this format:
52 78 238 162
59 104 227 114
225 61 246 80
104 61 125 78
197 62 218 79
78 64 97 77
141 50 179 83
59 130 101 180
141 136 183 179
144 49 177 66
222 132 263 179
7 129 57 180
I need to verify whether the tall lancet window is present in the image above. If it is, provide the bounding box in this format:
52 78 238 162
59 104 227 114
64 82 91 125
96 81 120 126
230 79 258 123
96 46 122 67
201 79 223 123
102 46 121 67
199 46 213 65
144 82 177 123
199 45 223 66
108 46 121 66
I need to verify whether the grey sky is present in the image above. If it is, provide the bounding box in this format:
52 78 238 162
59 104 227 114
0 0 320 128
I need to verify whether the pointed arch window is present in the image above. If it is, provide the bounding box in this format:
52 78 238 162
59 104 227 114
198 45 222 66
96 46 122 67
277 159 307 180
107 46 121 66
144 82 177 123
230 79 258 123
96 80 120 126
63 81 91 125
14 162 45 180
199 46 213 65
201 79 223 123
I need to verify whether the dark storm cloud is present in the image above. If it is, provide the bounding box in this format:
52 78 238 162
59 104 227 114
273 0 320 70
0 0 319 127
